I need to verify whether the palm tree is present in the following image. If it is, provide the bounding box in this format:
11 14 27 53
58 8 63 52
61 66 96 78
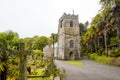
0 31 19 80
84 27 94 53
91 14 102 53
100 0 120 48
102 8 114 56
0 32 9 80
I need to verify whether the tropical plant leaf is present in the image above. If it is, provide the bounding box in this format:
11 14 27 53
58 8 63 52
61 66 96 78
0 62 6 72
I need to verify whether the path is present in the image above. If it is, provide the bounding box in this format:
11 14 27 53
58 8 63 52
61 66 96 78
55 59 120 80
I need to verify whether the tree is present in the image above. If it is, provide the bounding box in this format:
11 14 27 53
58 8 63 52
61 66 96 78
0 30 19 80
82 27 94 53
100 0 120 48
33 49 44 60
84 21 89 28
81 0 119 57
20 37 33 50
79 23 87 36
91 14 103 53
50 33 58 43
17 37 33 80
101 9 113 56
32 36 52 51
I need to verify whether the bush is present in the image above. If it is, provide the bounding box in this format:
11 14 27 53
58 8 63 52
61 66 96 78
89 53 112 64
110 57 120 66
89 53 98 60
109 48 120 57
43 62 60 76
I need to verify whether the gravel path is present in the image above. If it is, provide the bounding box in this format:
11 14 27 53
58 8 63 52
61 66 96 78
55 59 120 80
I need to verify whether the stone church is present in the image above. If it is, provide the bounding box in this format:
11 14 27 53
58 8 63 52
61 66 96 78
57 13 80 60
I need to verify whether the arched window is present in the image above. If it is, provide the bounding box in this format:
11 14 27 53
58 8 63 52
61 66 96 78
69 40 74 48
60 20 63 28
70 20 73 27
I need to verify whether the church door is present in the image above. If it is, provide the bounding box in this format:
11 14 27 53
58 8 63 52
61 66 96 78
70 52 74 60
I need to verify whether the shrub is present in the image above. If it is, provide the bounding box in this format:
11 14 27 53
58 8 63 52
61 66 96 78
89 53 98 60
89 53 112 64
110 57 120 66
43 62 60 76
109 48 120 57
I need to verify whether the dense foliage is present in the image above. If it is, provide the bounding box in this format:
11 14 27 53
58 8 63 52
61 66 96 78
0 31 19 80
0 0 120 79
0 31 53 80
81 0 120 58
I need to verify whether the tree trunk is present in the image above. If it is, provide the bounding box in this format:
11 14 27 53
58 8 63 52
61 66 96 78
116 13 120 48
19 54 27 80
94 36 97 53
1 66 7 80
113 6 120 48
0 51 7 80
90 39 93 53
104 27 108 56
97 36 100 53
117 25 120 48
19 43 27 80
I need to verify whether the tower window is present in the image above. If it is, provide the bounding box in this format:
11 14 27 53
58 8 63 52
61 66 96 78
60 20 63 28
70 20 73 27
69 40 74 48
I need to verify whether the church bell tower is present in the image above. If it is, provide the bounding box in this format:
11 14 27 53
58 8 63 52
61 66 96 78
57 13 80 60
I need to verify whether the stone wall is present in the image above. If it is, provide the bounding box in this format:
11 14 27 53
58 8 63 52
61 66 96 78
57 34 65 59
43 45 53 59
58 13 80 60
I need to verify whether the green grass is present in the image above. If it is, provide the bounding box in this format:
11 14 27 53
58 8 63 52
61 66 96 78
31 68 45 75
28 68 50 80
27 77 49 80
66 61 85 66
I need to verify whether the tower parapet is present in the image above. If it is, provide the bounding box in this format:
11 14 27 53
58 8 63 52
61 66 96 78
59 13 78 22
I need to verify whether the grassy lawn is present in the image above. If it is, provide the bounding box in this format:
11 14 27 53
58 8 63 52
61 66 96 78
27 77 49 80
27 68 50 80
66 61 85 66
30 68 45 76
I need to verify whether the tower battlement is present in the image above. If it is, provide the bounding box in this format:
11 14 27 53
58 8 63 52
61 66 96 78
59 13 78 22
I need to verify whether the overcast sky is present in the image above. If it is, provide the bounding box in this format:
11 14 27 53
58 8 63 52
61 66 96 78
0 0 101 38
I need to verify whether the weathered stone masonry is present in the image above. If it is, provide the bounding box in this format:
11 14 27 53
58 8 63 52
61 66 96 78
57 13 80 60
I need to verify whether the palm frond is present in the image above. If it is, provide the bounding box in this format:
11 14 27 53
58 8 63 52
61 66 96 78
8 65 19 78
0 62 6 72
